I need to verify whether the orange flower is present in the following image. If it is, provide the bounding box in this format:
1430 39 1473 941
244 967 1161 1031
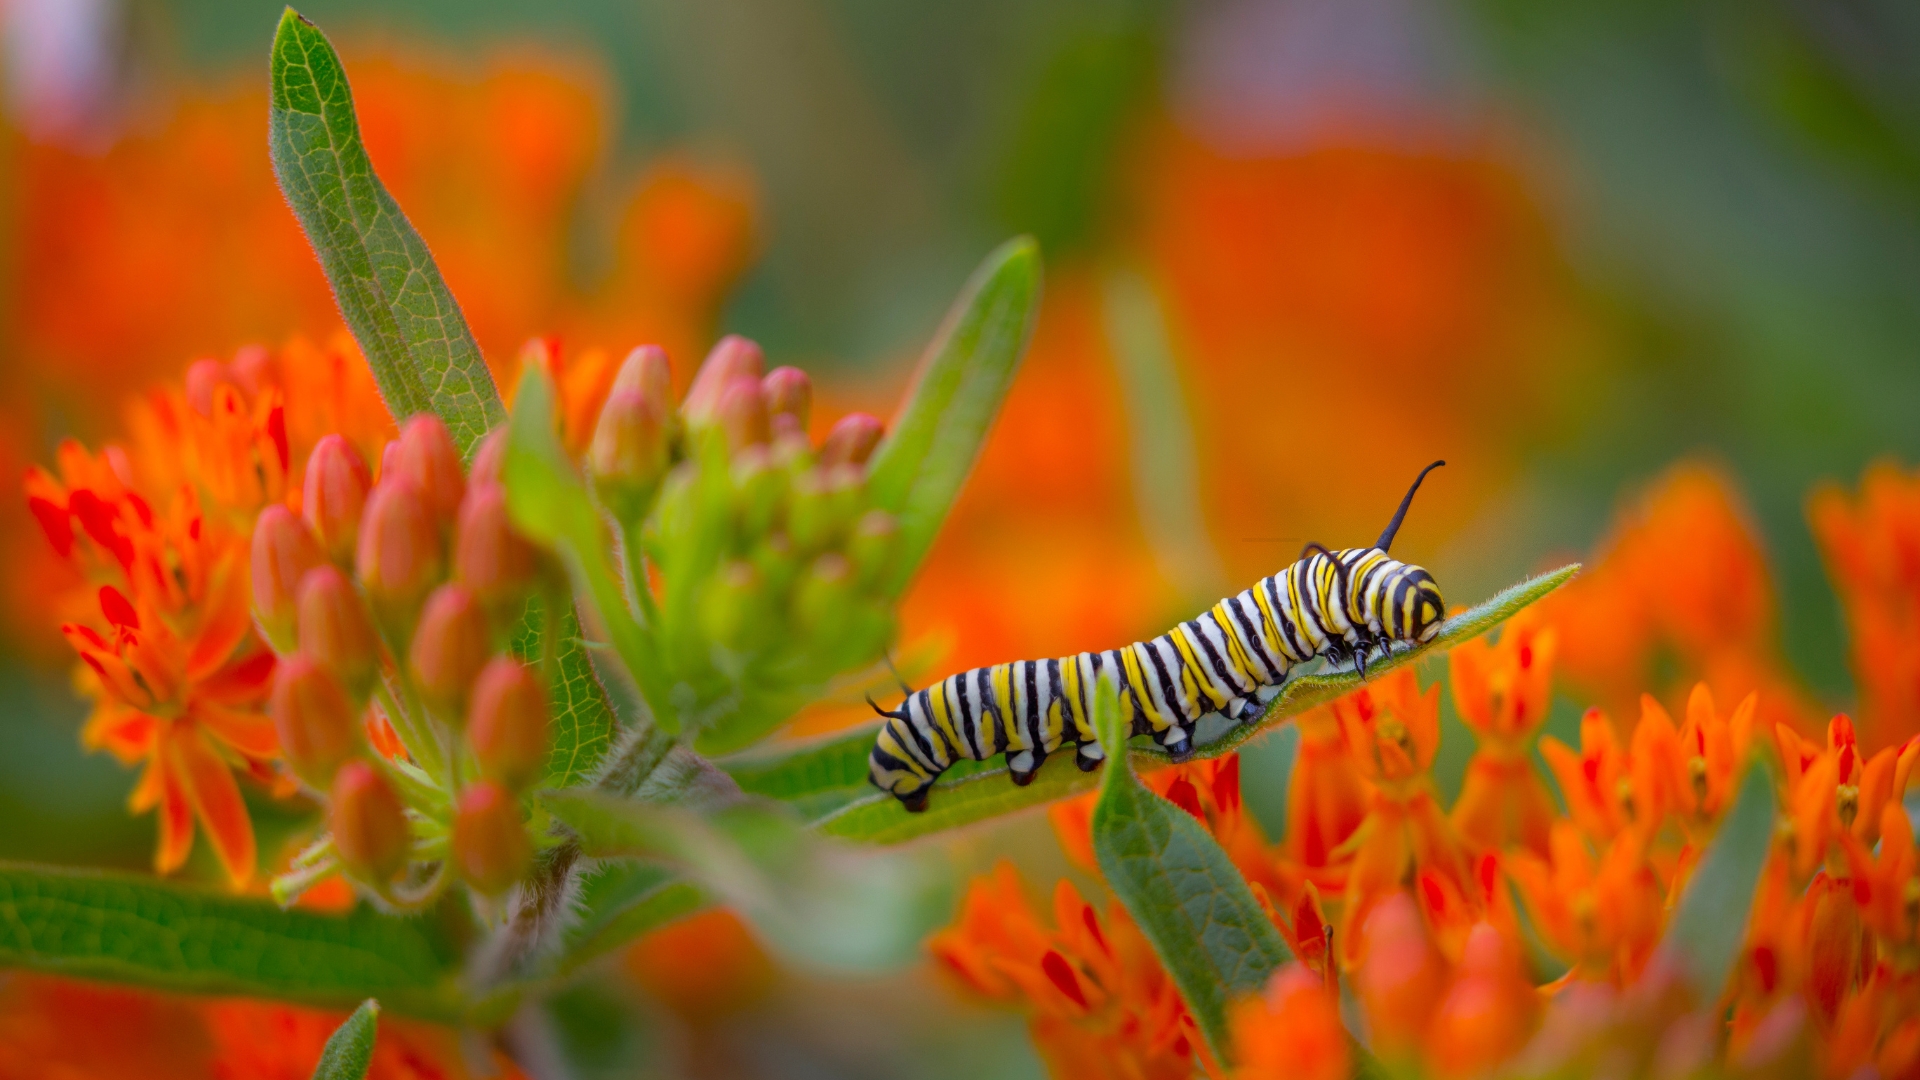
1809 460 1920 753
1424 922 1541 1078
928 862 1197 1080
1507 819 1664 983
1538 707 1633 843
1539 462 1818 738
625 908 775 1021
1778 714 1905 879
0 973 522 1080
1326 671 1480 965
1230 963 1348 1080
1449 614 1559 856
24 338 393 885
1285 704 1372 889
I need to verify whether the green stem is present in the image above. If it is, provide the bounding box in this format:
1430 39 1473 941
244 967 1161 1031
375 677 447 785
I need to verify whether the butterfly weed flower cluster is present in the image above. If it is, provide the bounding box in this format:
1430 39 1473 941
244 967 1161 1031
566 333 901 753
932 462 1920 1080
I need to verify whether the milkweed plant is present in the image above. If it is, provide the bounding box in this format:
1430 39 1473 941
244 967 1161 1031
10 10 1920 1080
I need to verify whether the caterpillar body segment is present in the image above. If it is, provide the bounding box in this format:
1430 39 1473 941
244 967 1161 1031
868 462 1448 812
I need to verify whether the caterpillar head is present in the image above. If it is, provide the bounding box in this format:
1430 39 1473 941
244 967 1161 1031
1389 565 1446 644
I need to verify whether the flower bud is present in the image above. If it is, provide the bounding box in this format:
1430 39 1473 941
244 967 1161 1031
718 376 770 453
699 560 765 651
468 428 509 489
763 366 812 435
270 653 359 787
794 553 855 637
588 388 671 524
732 446 782 542
848 510 899 589
610 344 674 404
682 335 764 425
452 781 532 896
356 479 444 621
392 414 466 523
303 435 372 564
454 484 538 612
296 566 380 698
185 359 238 416
331 761 410 885
467 657 550 790
252 505 325 652
818 413 883 469
409 585 492 718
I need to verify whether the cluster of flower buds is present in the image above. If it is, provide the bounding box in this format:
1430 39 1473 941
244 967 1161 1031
576 336 900 745
255 415 551 906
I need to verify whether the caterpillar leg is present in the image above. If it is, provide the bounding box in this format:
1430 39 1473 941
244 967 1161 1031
1008 749 1045 786
1075 741 1105 772
897 786 931 813
1228 697 1264 724
1161 725 1194 763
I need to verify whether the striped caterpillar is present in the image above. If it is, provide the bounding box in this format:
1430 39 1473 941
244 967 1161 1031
867 461 1448 812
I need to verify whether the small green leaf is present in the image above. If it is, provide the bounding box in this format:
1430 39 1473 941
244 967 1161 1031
310 999 379 1080
509 594 619 787
543 791 943 971
1089 672 1290 1065
554 864 705 980
504 365 673 731
1658 760 1777 996
733 566 1578 844
0 862 457 1016
268 9 500 454
866 238 1042 596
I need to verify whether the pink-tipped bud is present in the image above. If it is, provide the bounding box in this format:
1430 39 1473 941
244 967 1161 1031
270 653 359 787
331 761 410 884
610 344 674 403
296 566 380 698
185 359 243 416
356 479 444 615
392 415 466 522
453 485 537 611
818 413 884 469
409 585 491 717
682 335 764 424
467 658 550 791
252 505 325 652
452 781 532 896
303 435 372 564
229 345 273 397
717 376 770 452
588 389 672 524
468 429 509 490
763 366 812 433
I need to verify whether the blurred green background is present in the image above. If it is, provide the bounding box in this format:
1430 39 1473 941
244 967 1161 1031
4 0 1918 1075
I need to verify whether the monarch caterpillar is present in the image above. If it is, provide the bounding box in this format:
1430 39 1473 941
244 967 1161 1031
867 461 1448 812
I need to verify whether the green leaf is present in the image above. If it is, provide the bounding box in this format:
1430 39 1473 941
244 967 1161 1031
0 862 457 1017
310 999 379 1080
509 594 619 788
866 238 1042 596
543 790 944 971
727 565 1578 843
553 864 705 980
1657 760 1777 996
1088 671 1290 1065
503 365 672 733
268 9 501 454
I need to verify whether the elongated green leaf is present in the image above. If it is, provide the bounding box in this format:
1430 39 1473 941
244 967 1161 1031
1089 672 1289 1065
268 9 500 454
544 791 943 971
866 238 1042 596
1658 760 1777 996
0 863 457 1016
311 1000 379 1080
510 597 619 787
504 366 672 735
727 565 1578 843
